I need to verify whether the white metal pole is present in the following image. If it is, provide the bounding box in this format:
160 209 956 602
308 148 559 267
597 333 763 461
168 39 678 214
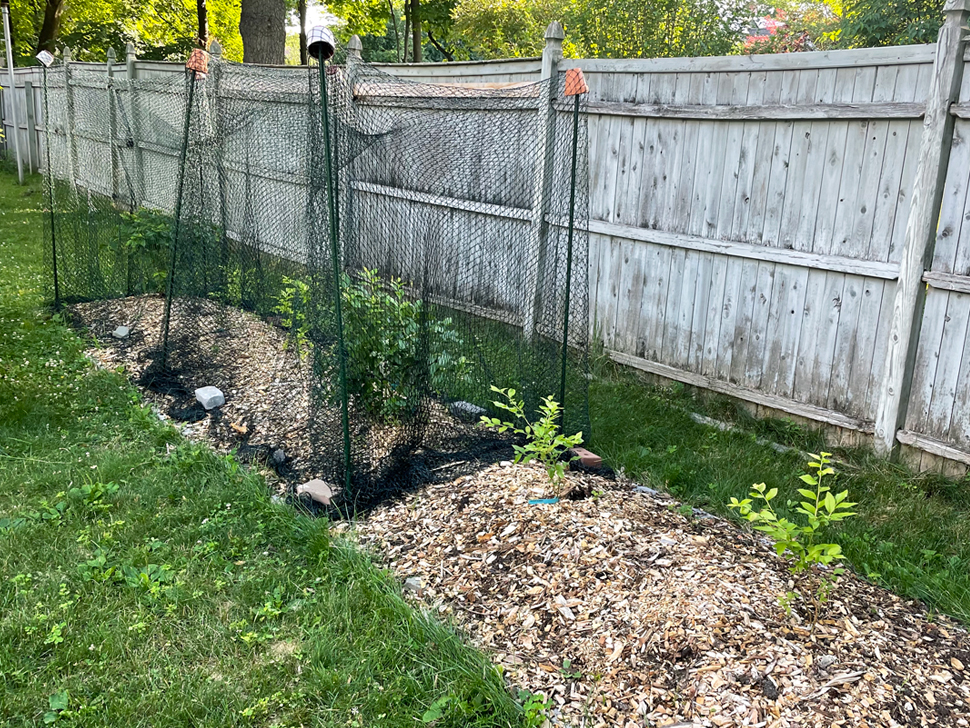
2 0 23 183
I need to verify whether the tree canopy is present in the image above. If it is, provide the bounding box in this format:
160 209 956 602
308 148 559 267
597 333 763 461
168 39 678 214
8 0 243 63
1 0 953 65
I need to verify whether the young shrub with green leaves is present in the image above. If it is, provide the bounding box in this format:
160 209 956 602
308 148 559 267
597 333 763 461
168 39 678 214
273 275 312 357
729 452 857 618
119 208 175 294
341 268 471 421
481 386 583 496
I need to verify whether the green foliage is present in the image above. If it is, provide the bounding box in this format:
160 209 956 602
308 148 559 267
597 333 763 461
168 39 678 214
729 453 856 574
118 208 174 294
341 268 471 421
9 0 243 63
451 0 751 60
481 386 583 495
839 0 943 47
274 275 312 356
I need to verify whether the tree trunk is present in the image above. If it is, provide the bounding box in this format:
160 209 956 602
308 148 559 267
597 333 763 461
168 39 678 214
197 0 209 47
410 0 422 62
36 0 66 54
403 2 410 62
388 0 400 62
239 0 286 64
298 0 307 65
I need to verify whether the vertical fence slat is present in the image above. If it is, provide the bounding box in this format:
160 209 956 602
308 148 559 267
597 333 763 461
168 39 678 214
874 0 970 454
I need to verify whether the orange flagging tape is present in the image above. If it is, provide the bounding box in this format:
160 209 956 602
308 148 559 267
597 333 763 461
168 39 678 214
564 68 588 96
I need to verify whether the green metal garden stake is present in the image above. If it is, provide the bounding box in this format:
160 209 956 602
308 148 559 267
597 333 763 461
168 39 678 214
42 65 60 309
558 88 582 426
318 58 353 496
160 67 197 369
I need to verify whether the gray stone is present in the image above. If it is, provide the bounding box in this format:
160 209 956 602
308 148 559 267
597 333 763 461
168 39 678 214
500 460 513 468
296 479 332 506
112 325 130 340
816 655 838 670
403 577 423 595
634 485 660 496
271 449 286 465
449 400 487 422
194 386 225 410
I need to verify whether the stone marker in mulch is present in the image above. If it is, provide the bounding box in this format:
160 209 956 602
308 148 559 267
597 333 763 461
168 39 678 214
194 386 225 410
353 463 970 728
111 325 130 339
296 479 332 506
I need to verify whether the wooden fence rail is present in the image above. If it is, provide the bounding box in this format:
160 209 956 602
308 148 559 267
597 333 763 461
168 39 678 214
5 2 970 473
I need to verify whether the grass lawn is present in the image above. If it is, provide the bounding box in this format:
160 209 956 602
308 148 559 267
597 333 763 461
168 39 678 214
589 359 970 624
0 172 523 726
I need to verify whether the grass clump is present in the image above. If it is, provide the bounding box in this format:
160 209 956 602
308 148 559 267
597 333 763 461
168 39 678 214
0 172 522 727
589 358 970 624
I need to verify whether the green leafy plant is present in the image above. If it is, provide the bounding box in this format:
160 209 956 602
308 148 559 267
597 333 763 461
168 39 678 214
481 386 583 496
274 276 312 357
341 268 471 421
729 452 856 620
421 692 490 724
517 689 552 728
43 691 70 724
119 208 174 293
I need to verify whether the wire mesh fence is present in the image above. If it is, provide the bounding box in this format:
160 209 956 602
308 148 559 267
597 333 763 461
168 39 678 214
45 49 589 513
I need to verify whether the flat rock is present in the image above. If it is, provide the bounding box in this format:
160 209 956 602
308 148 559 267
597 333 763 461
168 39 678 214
296 479 332 506
271 448 286 465
194 386 225 410
112 325 130 339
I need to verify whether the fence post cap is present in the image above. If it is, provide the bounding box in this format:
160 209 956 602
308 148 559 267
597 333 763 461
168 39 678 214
63 46 72 62
210 39 223 58
545 21 565 41
943 0 970 13
125 42 136 59
107 47 116 62
347 35 363 59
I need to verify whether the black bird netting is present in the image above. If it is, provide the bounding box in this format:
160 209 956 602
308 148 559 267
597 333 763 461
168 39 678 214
45 50 590 512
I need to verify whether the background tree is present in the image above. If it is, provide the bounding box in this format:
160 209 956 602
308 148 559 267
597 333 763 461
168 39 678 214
240 0 286 63
8 0 242 63
839 0 943 47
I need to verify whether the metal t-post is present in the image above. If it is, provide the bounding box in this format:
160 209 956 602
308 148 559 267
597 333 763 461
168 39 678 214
42 65 59 307
160 68 197 370
558 90 582 427
319 58 353 496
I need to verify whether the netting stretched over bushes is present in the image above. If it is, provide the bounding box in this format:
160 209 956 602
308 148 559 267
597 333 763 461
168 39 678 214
45 51 589 512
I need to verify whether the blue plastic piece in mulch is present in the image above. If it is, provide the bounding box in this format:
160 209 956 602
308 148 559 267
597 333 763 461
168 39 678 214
528 498 560 505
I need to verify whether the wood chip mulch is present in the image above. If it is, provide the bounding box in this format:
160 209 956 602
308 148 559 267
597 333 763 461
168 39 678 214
351 463 970 728
68 295 317 487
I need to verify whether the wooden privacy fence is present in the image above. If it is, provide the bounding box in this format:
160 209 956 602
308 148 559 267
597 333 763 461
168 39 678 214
6 1 970 472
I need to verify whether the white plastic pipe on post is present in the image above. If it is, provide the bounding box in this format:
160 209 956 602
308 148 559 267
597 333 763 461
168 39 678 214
2 0 24 184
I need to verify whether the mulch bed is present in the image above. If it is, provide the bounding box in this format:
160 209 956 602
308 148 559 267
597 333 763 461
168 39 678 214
351 463 970 728
68 295 970 727
68 295 314 488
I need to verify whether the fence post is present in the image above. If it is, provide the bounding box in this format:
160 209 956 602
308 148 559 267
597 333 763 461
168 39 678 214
523 21 564 340
874 0 970 456
63 47 79 194
125 42 145 207
23 80 37 173
106 47 120 203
